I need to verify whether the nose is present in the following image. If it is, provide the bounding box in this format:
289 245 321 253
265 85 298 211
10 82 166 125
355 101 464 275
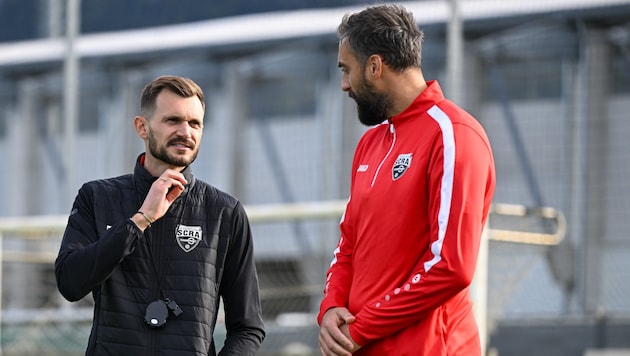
176 122 192 137
341 74 350 92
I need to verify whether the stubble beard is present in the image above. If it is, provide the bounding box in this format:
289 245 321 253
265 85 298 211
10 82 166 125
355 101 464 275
147 128 198 168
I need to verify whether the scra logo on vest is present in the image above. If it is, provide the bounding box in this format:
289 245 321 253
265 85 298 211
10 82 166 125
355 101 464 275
176 224 203 252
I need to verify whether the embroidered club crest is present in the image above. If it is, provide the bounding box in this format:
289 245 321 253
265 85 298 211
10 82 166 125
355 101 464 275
176 224 202 252
392 153 412 180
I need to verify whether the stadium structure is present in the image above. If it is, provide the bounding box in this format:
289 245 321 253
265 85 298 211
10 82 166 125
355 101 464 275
0 0 629 355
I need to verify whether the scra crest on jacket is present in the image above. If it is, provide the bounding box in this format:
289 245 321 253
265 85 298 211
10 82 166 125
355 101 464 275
176 224 203 252
392 153 412 180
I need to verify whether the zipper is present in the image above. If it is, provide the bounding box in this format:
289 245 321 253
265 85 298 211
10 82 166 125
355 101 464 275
148 227 159 355
370 122 397 187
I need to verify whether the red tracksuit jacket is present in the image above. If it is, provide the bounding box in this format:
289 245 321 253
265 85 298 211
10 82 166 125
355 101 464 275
318 81 496 355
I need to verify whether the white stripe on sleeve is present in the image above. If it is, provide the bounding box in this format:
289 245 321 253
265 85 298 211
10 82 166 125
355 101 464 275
424 105 456 272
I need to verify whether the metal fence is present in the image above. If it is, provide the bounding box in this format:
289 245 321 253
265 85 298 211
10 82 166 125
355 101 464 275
0 200 564 355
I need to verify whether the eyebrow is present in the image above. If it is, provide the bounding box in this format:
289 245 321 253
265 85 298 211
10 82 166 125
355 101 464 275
163 114 202 123
163 114 184 121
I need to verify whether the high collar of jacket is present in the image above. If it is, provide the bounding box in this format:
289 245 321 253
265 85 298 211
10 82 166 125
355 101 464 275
389 80 445 126
132 153 195 197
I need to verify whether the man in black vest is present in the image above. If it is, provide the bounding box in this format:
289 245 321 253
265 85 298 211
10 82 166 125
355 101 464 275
55 75 265 355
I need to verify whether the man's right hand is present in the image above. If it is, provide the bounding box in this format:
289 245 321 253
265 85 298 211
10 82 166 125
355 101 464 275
319 307 358 356
132 169 187 230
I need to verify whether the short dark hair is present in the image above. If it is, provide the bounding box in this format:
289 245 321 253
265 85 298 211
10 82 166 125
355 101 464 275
140 75 205 117
337 4 424 71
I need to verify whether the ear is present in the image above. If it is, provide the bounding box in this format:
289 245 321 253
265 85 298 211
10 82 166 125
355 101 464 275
367 54 384 78
134 116 149 140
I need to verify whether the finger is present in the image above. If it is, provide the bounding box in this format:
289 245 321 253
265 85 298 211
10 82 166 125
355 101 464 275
330 307 355 325
161 170 188 186
155 173 186 194
157 176 185 188
320 331 352 356
338 323 357 351
154 177 173 192
165 184 185 203
332 331 355 352
322 320 354 353
341 314 356 324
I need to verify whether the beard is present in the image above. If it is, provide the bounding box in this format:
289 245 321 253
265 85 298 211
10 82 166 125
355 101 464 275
351 78 391 126
148 128 198 168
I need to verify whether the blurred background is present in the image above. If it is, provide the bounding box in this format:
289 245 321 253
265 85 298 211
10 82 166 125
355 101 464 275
0 0 629 355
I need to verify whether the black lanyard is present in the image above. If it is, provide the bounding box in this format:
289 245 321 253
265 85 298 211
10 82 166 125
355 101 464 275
134 181 188 327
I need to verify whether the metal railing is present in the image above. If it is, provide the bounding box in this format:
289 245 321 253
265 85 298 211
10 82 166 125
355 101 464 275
0 200 565 355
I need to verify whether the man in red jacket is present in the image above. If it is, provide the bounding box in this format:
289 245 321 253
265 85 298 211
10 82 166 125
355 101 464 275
318 4 496 355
